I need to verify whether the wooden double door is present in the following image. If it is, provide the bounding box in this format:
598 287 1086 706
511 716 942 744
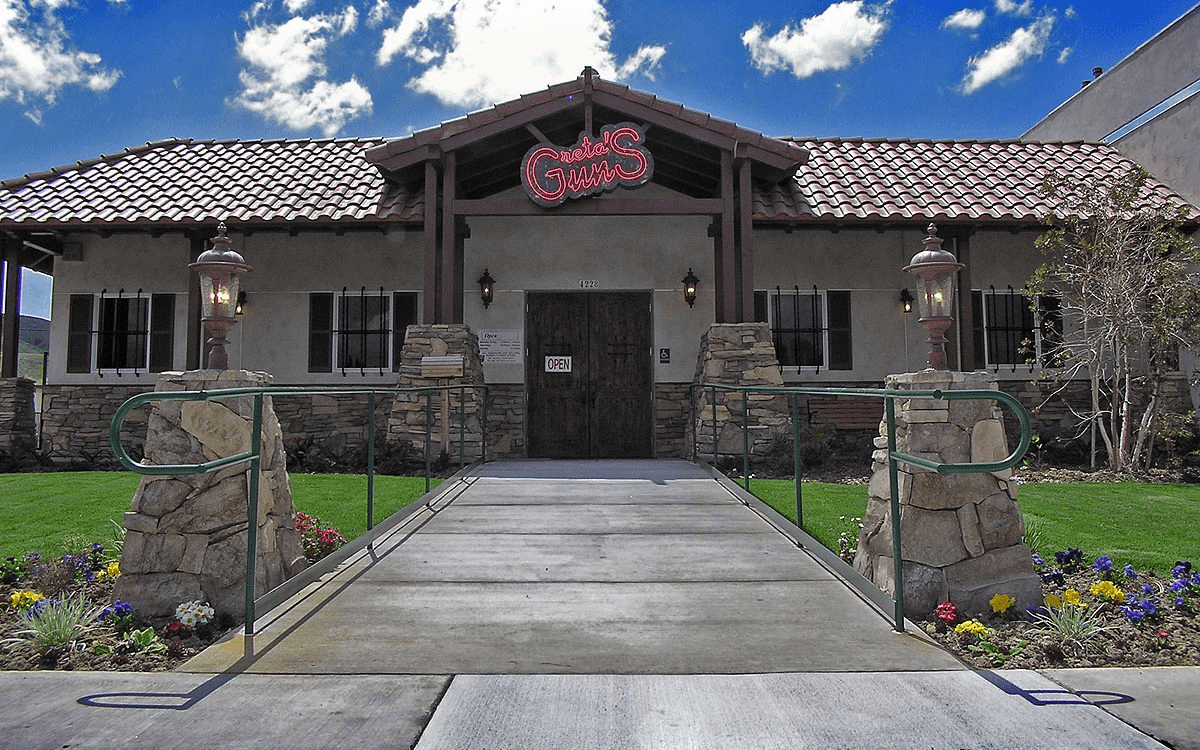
526 292 653 458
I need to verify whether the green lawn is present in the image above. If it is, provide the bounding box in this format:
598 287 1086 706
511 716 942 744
0 472 437 560
749 478 1199 576
3 472 1195 577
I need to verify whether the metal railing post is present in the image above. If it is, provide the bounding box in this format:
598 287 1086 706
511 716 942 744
741 389 750 492
885 394 905 632
458 385 466 468
424 391 433 493
244 393 264 642
366 392 376 531
791 395 802 528
689 386 698 462
710 384 718 468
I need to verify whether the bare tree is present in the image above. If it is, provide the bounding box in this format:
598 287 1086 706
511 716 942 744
1028 166 1199 473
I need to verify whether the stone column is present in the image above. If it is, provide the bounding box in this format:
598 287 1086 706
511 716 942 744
0 377 36 459
853 370 1040 617
689 323 789 465
387 325 485 461
113 370 306 621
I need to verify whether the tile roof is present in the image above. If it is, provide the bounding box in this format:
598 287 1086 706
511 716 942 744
1 136 1192 231
0 138 422 230
757 138 1194 223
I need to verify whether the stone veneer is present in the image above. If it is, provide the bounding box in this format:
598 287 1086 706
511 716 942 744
485 384 525 459
689 323 789 463
272 392 393 456
41 384 148 464
388 325 486 461
852 370 1041 617
0 377 36 457
655 382 691 458
113 370 307 620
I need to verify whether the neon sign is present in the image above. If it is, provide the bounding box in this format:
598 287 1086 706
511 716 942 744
521 123 654 208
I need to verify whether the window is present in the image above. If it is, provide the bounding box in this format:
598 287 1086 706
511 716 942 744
754 287 852 371
972 288 1061 370
309 289 419 373
66 291 175 374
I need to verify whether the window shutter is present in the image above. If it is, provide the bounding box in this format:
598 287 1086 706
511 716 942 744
826 290 852 371
66 294 93 373
392 292 419 372
971 291 985 368
148 294 175 372
308 293 333 373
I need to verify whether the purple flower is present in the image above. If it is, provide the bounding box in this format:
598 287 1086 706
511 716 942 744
1170 579 1187 593
98 601 133 622
1031 553 1045 567
1141 599 1158 616
1176 597 1187 607
1143 583 1156 596
1123 564 1137 580
1122 607 1145 624
1093 556 1113 574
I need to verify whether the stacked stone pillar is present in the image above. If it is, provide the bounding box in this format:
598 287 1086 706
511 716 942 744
853 370 1041 617
387 325 486 462
689 323 790 465
0 377 36 459
113 370 306 621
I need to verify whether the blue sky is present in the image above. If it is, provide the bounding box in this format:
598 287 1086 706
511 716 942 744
2 0 1195 318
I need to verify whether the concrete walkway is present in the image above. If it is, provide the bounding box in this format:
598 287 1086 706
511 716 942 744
1 459 1194 749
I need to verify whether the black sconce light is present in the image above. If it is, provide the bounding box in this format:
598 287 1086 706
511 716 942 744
682 268 699 308
235 290 247 316
899 288 914 314
478 269 495 308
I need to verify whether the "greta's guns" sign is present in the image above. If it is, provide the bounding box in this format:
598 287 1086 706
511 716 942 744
521 123 654 208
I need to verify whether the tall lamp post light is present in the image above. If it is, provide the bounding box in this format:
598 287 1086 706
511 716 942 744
903 224 964 370
190 222 251 370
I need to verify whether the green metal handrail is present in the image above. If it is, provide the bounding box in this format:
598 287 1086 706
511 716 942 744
690 382 1031 631
109 383 488 643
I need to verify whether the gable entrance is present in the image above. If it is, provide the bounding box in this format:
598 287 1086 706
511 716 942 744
526 291 653 458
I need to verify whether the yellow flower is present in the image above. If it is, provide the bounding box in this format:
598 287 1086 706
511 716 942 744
1090 580 1125 603
101 561 120 580
1063 589 1082 606
990 593 1016 614
1044 594 1062 608
10 590 43 610
954 619 990 638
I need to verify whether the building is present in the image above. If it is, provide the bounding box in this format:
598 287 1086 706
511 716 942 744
1 68 1194 464
1022 3 1200 206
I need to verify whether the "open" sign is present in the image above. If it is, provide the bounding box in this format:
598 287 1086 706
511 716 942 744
544 356 573 373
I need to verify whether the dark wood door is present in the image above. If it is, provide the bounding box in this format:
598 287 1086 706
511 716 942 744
527 292 653 458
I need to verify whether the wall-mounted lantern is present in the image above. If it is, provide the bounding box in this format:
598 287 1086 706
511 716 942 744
903 224 963 370
682 268 699 308
899 288 914 314
235 290 247 316
477 269 495 308
189 222 251 370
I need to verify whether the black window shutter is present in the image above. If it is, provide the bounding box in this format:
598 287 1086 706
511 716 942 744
827 290 852 370
753 291 768 323
971 291 985 368
392 292 419 372
308 293 333 373
66 295 93 373
148 294 175 372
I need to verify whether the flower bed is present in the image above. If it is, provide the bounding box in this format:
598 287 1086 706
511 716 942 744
923 550 1200 669
1 545 227 672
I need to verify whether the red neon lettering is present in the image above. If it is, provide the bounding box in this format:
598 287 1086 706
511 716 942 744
521 123 654 208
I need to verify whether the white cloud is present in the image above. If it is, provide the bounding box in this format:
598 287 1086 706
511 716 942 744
0 0 121 123
1057 46 1072 64
994 0 1033 16
941 8 986 31
741 1 891 79
233 3 373 135
959 13 1054 93
376 0 666 109
366 0 390 27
